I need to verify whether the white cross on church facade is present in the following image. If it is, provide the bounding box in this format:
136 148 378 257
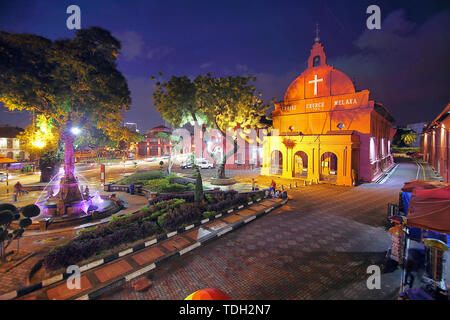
308 74 323 96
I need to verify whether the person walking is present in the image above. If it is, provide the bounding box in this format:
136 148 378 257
14 181 23 197
404 259 416 288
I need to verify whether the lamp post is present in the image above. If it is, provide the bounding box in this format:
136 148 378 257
55 123 83 209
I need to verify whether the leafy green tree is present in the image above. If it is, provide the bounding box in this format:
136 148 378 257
401 132 417 146
152 73 271 179
0 27 131 181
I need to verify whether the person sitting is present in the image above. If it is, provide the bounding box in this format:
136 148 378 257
84 186 90 198
109 193 124 208
270 180 276 193
109 193 119 201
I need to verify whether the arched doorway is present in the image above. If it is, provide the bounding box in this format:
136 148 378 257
293 151 308 178
270 150 283 175
320 152 338 183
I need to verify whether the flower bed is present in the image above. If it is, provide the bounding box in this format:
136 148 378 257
43 189 266 271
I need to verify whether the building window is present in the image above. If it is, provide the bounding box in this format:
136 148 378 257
313 56 321 67
7 139 13 149
270 150 283 175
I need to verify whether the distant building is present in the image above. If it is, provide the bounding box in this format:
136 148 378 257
137 125 172 157
421 103 450 183
0 125 28 161
124 122 139 133
193 118 272 170
406 122 427 148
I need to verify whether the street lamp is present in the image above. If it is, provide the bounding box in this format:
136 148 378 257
71 127 81 135
32 140 46 149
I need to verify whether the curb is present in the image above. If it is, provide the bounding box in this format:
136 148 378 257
81 197 288 300
1 193 286 300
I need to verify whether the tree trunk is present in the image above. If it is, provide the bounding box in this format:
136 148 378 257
40 164 60 183
1 242 5 262
217 162 226 179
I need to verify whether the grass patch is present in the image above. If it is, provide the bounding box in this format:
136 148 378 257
144 177 195 193
391 147 419 154
116 171 166 185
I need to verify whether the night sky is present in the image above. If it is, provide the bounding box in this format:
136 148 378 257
0 0 449 131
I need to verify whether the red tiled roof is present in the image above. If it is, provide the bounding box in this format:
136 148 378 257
0 125 24 138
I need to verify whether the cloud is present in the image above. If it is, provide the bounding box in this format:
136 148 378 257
147 45 174 60
124 76 164 131
254 70 299 105
200 62 213 69
113 31 145 61
328 9 450 124
236 64 249 72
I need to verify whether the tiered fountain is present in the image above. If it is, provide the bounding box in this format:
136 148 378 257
33 124 121 229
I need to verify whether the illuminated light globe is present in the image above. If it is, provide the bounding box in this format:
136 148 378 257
71 127 81 135
32 140 46 148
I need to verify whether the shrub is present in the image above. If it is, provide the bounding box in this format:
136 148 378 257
21 204 41 218
205 194 213 204
202 211 216 219
162 202 203 231
44 220 161 271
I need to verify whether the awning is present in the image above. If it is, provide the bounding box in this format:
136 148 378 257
401 179 447 193
406 185 450 234
0 155 17 163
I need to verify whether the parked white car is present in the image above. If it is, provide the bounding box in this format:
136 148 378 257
181 158 214 169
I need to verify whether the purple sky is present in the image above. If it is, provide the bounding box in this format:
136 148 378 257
0 0 449 131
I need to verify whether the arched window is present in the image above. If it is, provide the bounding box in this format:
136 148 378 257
270 150 283 175
320 152 338 183
313 55 321 67
293 151 308 178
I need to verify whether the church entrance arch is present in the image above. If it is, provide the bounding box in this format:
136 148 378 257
320 152 338 183
270 150 283 175
293 151 308 178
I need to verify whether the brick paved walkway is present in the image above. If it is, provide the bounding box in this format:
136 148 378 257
98 183 403 300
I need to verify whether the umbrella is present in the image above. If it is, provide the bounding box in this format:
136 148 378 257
185 288 231 300
423 238 449 251
0 155 16 163
401 180 447 193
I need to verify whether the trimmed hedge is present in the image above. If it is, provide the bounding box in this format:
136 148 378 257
44 189 265 270
44 199 186 271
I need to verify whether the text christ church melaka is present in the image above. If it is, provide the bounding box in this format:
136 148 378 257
261 35 395 186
